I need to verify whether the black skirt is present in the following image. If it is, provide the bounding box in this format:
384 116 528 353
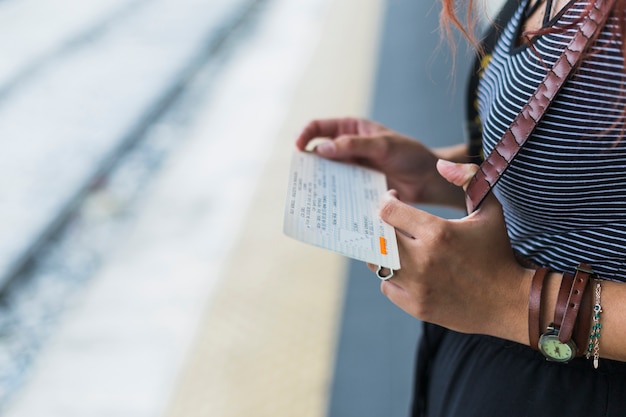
412 323 626 417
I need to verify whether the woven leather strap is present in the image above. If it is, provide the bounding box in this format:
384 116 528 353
465 0 617 213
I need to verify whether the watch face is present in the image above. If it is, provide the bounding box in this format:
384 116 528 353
539 334 575 362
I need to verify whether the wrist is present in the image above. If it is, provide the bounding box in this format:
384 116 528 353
483 265 535 345
539 271 564 336
532 265 595 362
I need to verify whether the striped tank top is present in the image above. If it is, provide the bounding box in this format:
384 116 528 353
478 0 626 281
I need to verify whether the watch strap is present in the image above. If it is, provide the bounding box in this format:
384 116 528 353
574 277 593 357
559 264 593 344
529 267 549 350
553 272 574 327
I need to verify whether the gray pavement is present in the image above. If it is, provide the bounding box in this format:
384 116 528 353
328 1 472 416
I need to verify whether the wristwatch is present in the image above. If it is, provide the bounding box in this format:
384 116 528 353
538 324 577 362
538 265 593 362
538 272 576 362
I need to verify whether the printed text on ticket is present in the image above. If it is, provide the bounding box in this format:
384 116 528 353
283 151 400 270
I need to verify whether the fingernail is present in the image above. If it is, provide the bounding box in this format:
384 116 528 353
436 159 455 168
381 190 397 204
317 141 336 156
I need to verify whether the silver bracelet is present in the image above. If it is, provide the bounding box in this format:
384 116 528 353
586 279 602 369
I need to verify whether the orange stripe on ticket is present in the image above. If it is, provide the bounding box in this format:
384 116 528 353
379 236 387 255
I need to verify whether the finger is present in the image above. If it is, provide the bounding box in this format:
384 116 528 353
325 134 387 160
436 159 479 190
295 119 337 150
304 133 387 161
380 279 414 315
379 190 439 235
304 138 333 152
367 263 395 282
366 262 378 273
435 160 504 216
295 118 361 150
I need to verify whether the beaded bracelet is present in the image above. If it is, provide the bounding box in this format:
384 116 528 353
586 279 603 369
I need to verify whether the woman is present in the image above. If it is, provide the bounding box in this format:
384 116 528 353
296 0 626 415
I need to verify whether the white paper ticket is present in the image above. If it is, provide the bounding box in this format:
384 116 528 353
283 151 400 270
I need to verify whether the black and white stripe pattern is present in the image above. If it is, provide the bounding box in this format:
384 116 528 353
478 0 626 280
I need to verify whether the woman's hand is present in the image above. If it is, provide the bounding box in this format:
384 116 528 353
372 160 534 345
296 117 465 207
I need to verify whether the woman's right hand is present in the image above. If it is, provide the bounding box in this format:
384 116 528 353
296 117 466 207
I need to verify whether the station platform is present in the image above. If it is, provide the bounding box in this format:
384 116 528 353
163 0 472 415
1 0 497 416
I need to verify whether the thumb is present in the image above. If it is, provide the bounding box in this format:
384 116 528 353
436 159 479 191
437 159 504 217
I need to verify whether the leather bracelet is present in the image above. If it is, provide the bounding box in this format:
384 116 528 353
573 277 593 357
554 272 574 328
529 267 550 350
559 264 593 344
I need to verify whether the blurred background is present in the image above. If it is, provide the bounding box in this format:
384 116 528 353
0 0 502 416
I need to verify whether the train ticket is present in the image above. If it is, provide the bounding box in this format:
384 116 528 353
283 151 400 270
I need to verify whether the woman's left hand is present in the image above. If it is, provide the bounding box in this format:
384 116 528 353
371 160 534 344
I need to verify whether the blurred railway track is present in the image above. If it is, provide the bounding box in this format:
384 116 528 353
0 0 268 292
0 0 270 409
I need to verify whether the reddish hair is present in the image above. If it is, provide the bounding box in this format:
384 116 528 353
442 0 626 142
440 0 482 54
440 0 626 61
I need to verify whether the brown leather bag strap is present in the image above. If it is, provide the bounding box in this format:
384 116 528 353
465 0 617 213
